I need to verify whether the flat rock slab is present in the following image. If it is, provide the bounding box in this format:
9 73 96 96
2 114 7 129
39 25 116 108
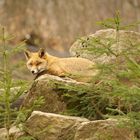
25 111 89 140
74 119 135 140
25 111 135 140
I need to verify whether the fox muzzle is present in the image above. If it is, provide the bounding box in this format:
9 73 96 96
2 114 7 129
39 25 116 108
31 69 38 74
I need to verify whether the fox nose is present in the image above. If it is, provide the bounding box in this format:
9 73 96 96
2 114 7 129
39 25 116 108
31 70 36 74
31 70 35 74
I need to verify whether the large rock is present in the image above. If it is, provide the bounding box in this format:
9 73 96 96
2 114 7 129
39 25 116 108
70 29 140 64
24 111 135 140
22 73 88 114
75 119 135 140
25 111 89 140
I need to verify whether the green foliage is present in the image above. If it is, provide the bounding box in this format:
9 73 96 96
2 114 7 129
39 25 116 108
97 11 140 30
0 27 44 139
16 96 45 126
97 11 121 31
0 27 28 140
53 12 140 138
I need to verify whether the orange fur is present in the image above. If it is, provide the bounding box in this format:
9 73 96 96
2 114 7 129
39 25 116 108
24 48 99 82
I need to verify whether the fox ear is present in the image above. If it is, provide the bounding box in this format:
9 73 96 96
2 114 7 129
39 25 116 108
38 48 45 58
24 50 31 60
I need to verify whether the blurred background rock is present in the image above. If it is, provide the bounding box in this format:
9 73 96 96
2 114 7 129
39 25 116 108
0 0 139 79
0 0 140 55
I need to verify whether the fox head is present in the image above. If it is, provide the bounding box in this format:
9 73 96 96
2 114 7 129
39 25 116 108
24 48 47 75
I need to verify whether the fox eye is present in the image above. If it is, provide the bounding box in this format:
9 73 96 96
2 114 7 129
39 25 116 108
29 62 33 66
36 62 42 65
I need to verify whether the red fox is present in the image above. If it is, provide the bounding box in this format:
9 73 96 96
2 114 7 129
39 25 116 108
24 48 99 82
